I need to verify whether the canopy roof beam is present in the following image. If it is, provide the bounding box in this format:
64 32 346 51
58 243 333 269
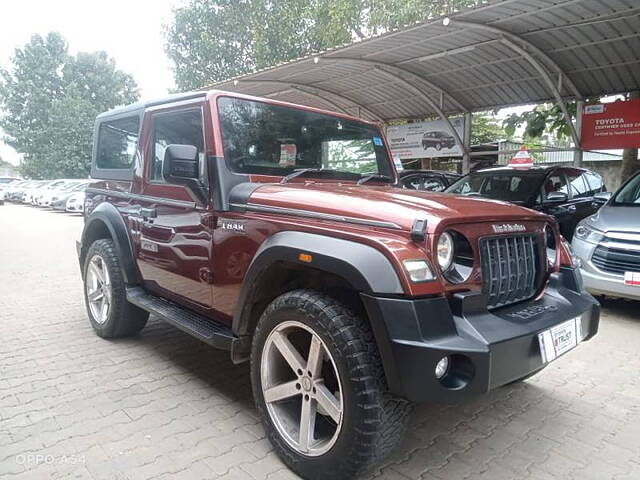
372 67 466 155
235 79 385 122
322 57 468 113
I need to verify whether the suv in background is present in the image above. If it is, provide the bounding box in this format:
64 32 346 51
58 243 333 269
572 171 640 300
78 91 599 479
422 131 456 151
445 165 607 240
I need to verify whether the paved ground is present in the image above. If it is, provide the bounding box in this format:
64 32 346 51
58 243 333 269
1 203 640 480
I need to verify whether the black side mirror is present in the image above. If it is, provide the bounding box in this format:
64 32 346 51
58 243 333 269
162 144 206 204
546 191 568 203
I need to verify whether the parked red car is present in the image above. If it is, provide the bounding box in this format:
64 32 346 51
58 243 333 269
78 91 599 479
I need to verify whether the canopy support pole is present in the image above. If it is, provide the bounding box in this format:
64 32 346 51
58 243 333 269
574 100 584 167
463 112 472 174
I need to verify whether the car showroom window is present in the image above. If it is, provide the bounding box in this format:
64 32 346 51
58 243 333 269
151 109 205 183
217 96 392 178
96 116 140 169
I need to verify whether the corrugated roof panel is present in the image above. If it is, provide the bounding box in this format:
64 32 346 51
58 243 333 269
208 0 640 120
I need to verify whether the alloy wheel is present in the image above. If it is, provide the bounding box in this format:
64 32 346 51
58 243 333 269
86 254 112 324
261 320 343 456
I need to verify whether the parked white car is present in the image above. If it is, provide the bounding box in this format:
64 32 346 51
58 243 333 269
65 191 86 213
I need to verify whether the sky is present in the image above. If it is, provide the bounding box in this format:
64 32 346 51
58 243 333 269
0 0 181 165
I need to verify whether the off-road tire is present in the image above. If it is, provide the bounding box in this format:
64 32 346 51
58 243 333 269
251 289 413 480
83 239 148 338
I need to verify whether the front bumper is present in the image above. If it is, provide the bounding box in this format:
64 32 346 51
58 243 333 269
572 236 640 300
362 266 599 403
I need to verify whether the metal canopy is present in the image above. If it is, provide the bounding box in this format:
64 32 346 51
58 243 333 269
207 0 640 123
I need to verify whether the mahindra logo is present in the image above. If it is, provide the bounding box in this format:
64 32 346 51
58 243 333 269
492 223 526 234
508 304 558 320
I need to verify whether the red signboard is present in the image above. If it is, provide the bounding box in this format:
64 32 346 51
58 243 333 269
581 99 640 150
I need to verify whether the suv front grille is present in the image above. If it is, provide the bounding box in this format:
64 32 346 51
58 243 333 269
592 245 640 275
480 234 541 309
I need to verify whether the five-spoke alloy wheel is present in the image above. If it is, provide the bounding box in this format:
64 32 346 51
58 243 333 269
86 254 112 324
261 320 343 456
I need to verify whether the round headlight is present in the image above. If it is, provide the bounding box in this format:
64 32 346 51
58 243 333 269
437 232 454 271
545 225 557 266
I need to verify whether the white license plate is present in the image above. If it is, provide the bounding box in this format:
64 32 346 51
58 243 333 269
538 318 582 364
624 272 640 286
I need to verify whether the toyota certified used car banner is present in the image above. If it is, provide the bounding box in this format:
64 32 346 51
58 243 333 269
581 99 640 150
386 117 464 159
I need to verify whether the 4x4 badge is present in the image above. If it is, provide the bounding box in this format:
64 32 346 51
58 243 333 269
219 219 245 233
492 223 526 233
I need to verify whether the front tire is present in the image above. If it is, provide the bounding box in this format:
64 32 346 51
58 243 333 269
251 290 412 480
83 239 148 338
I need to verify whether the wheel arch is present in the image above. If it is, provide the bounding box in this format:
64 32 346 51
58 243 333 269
230 231 404 362
80 202 139 285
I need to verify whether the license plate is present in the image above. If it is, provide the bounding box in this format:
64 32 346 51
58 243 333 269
538 318 582 364
624 272 640 286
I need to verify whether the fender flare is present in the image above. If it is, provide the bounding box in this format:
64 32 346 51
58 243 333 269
232 231 404 337
79 202 139 285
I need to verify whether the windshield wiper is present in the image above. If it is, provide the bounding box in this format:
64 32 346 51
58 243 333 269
280 168 334 184
357 173 393 185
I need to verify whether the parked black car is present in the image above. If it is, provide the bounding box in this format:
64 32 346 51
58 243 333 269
422 131 456 151
445 165 607 240
398 169 461 192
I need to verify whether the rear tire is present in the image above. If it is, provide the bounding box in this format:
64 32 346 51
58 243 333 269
251 289 412 480
83 239 148 338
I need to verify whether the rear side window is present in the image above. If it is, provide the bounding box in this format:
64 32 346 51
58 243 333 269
563 169 589 198
96 116 140 170
584 172 604 194
544 173 567 199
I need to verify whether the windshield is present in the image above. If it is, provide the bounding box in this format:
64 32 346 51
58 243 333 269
446 172 542 203
217 97 393 180
613 173 640 206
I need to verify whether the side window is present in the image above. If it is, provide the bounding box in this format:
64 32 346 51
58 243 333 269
564 169 589 198
543 173 568 200
96 116 140 169
151 109 204 183
402 176 422 190
584 172 603 195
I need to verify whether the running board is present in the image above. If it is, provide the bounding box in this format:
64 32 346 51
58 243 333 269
126 287 235 350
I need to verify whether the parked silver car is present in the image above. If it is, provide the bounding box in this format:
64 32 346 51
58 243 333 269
572 172 640 300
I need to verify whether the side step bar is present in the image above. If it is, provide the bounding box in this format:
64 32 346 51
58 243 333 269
126 287 236 350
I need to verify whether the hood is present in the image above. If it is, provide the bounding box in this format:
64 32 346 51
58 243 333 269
588 204 640 233
245 183 547 233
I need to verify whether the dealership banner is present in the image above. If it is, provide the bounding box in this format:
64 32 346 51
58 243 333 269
386 117 464 159
581 100 640 150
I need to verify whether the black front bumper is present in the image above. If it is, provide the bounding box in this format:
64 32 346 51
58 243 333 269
362 266 600 404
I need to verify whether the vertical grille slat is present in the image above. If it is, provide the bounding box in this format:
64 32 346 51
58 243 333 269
480 234 541 309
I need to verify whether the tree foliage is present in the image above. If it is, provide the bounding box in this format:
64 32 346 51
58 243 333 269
471 113 508 145
165 0 482 91
0 33 139 179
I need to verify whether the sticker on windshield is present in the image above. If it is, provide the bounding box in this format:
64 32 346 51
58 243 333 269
373 136 383 146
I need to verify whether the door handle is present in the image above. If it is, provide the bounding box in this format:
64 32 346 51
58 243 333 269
140 207 157 219
567 205 576 213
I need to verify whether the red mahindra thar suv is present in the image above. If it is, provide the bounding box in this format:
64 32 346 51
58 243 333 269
77 91 599 479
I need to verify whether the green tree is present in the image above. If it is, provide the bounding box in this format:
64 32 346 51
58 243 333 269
0 33 139 179
471 113 507 145
165 0 481 91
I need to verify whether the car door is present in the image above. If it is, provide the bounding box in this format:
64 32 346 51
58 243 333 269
134 105 215 310
562 168 596 237
538 169 575 239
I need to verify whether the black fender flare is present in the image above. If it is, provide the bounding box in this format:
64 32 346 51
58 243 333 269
232 231 404 337
79 202 139 285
